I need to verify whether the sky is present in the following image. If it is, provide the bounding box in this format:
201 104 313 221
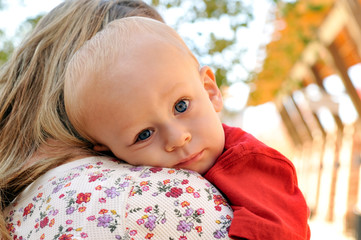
0 0 64 37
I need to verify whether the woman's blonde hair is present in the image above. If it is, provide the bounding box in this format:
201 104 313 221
0 0 163 238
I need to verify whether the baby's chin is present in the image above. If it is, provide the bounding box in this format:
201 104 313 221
186 160 216 175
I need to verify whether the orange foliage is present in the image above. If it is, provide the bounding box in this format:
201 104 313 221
248 0 334 106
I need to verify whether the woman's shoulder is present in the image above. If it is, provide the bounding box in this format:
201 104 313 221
5 156 233 239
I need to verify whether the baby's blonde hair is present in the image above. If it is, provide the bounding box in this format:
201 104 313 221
64 17 199 142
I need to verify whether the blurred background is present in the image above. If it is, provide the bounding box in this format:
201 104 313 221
1 0 361 239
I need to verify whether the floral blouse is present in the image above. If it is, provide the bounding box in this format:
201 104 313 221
5 156 233 240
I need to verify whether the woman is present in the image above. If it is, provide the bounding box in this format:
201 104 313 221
0 0 233 239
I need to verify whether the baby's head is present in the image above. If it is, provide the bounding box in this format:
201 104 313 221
64 17 225 174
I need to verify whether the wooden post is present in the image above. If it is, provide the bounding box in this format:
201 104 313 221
327 42 361 118
326 114 344 222
345 119 361 231
343 0 361 58
311 112 327 217
290 95 313 142
278 103 303 147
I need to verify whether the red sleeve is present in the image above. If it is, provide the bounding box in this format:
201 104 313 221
204 125 310 240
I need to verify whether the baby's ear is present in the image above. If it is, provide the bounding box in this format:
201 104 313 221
93 144 111 152
200 66 223 112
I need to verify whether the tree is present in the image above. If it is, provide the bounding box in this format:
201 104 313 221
145 0 255 87
248 0 334 106
0 0 41 65
0 0 282 92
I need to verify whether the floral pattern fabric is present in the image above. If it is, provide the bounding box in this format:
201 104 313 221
5 156 233 239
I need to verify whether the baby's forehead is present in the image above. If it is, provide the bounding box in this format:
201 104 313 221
64 17 198 123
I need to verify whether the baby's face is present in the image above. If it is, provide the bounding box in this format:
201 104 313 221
79 36 225 174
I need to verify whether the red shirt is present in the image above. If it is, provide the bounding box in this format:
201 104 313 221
204 124 310 240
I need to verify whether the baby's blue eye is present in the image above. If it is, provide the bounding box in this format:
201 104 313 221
136 129 153 142
175 99 189 113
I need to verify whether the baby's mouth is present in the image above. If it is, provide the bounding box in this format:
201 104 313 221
175 150 204 168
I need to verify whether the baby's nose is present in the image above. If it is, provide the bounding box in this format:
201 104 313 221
164 126 191 152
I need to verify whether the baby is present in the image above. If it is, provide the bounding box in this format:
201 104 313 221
64 17 310 239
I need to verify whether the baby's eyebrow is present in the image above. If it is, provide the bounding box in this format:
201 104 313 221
159 81 184 99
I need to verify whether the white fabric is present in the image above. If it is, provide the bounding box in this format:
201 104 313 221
5 156 233 239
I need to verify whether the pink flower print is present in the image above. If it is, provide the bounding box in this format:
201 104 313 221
184 208 194 217
40 217 49 228
165 187 183 198
129 230 137 236
130 166 143 172
23 203 33 216
104 187 120 199
145 233 154 239
99 198 106 203
52 184 64 194
181 179 189 185
87 215 96 221
193 192 200 198
59 193 65 199
58 234 73 240
6 223 14 233
213 195 226 206
177 220 193 233
65 219 73 225
120 181 129 188
99 209 108 214
52 209 59 216
66 207 75 215
179 236 187 240
144 206 152 213
66 227 73 232
215 206 222 211
76 193 91 204
214 230 226 239
196 208 205 215
97 214 113 228
186 186 194 193
49 218 55 227
78 206 86 212
140 181 148 186
181 201 190 207
136 219 145 225
88 173 103 182
145 215 157 231
149 167 162 173
80 232 88 238
142 186 150 191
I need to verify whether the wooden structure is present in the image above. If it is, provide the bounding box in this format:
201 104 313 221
250 0 361 236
